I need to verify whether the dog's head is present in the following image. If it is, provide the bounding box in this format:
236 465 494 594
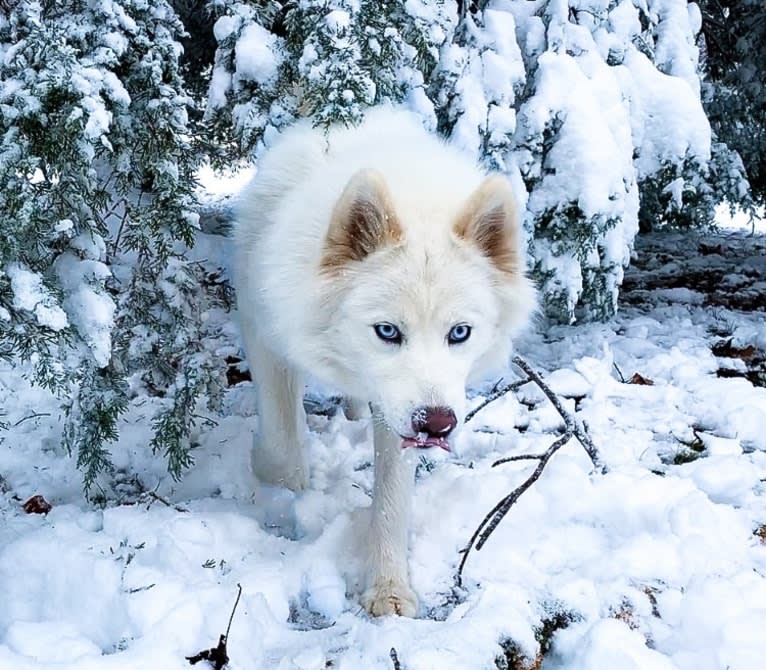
317 169 536 449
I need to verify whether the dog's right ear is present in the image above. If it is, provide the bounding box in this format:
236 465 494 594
321 169 402 272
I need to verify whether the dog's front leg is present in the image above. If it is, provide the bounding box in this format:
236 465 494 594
248 338 309 491
362 413 418 617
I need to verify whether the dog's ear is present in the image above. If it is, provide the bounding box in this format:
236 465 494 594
321 169 402 272
454 175 521 275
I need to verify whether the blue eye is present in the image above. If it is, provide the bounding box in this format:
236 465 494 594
373 322 402 344
447 323 471 345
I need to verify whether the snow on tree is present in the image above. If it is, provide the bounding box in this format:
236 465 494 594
0 0 226 490
205 0 452 157
506 0 712 320
206 0 728 323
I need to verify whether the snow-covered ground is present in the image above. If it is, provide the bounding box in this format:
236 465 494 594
1 202 765 669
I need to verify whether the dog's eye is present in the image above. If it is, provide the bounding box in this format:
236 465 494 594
373 322 402 344
447 323 471 345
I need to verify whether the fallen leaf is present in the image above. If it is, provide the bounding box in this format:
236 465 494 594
629 372 655 386
23 494 52 514
712 339 757 360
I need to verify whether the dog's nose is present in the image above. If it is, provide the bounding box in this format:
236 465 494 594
412 406 457 438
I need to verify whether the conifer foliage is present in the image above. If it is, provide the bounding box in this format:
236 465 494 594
206 0 733 323
698 0 765 206
205 0 451 157
0 0 225 490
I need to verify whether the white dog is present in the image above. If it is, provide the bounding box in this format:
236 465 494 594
234 109 535 617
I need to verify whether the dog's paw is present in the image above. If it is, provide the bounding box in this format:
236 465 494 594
279 468 309 491
252 453 309 491
262 465 308 491
362 580 418 618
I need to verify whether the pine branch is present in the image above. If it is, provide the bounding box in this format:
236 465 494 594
457 356 606 586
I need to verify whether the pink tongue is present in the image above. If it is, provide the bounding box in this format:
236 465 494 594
401 436 451 452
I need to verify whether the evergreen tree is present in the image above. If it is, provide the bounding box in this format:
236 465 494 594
171 0 219 100
206 0 724 324
698 0 765 205
0 0 226 491
205 0 447 158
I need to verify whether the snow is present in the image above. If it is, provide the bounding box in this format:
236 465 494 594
213 15 239 42
522 51 633 220
51 231 115 368
325 10 351 33
506 0 706 321
625 49 711 179
2 218 765 668
55 219 75 233
481 9 524 106
553 617 678 670
207 65 232 111
716 203 766 233
103 31 128 58
234 23 281 86
196 162 255 198
608 0 642 40
6 264 69 331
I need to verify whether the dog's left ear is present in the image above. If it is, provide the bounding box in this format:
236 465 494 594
453 175 521 275
321 169 402 273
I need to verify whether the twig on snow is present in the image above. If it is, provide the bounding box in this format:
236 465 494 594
457 356 606 587
510 356 604 472
13 412 51 427
612 361 627 383
146 490 189 513
186 584 243 669
465 379 528 423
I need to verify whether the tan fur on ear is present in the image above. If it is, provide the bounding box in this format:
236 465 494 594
453 175 521 275
321 169 403 273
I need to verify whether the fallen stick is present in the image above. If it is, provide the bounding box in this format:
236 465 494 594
186 584 243 669
456 355 606 587
510 356 604 471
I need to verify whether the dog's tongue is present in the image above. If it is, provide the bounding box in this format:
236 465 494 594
401 436 451 452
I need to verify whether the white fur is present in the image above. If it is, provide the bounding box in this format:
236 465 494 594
234 108 536 617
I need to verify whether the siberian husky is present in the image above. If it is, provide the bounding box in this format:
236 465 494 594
234 109 535 617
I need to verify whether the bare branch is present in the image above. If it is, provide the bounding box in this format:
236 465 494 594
511 356 604 472
13 412 51 427
145 490 189 513
465 379 527 423
456 355 606 587
225 583 243 640
186 583 243 669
